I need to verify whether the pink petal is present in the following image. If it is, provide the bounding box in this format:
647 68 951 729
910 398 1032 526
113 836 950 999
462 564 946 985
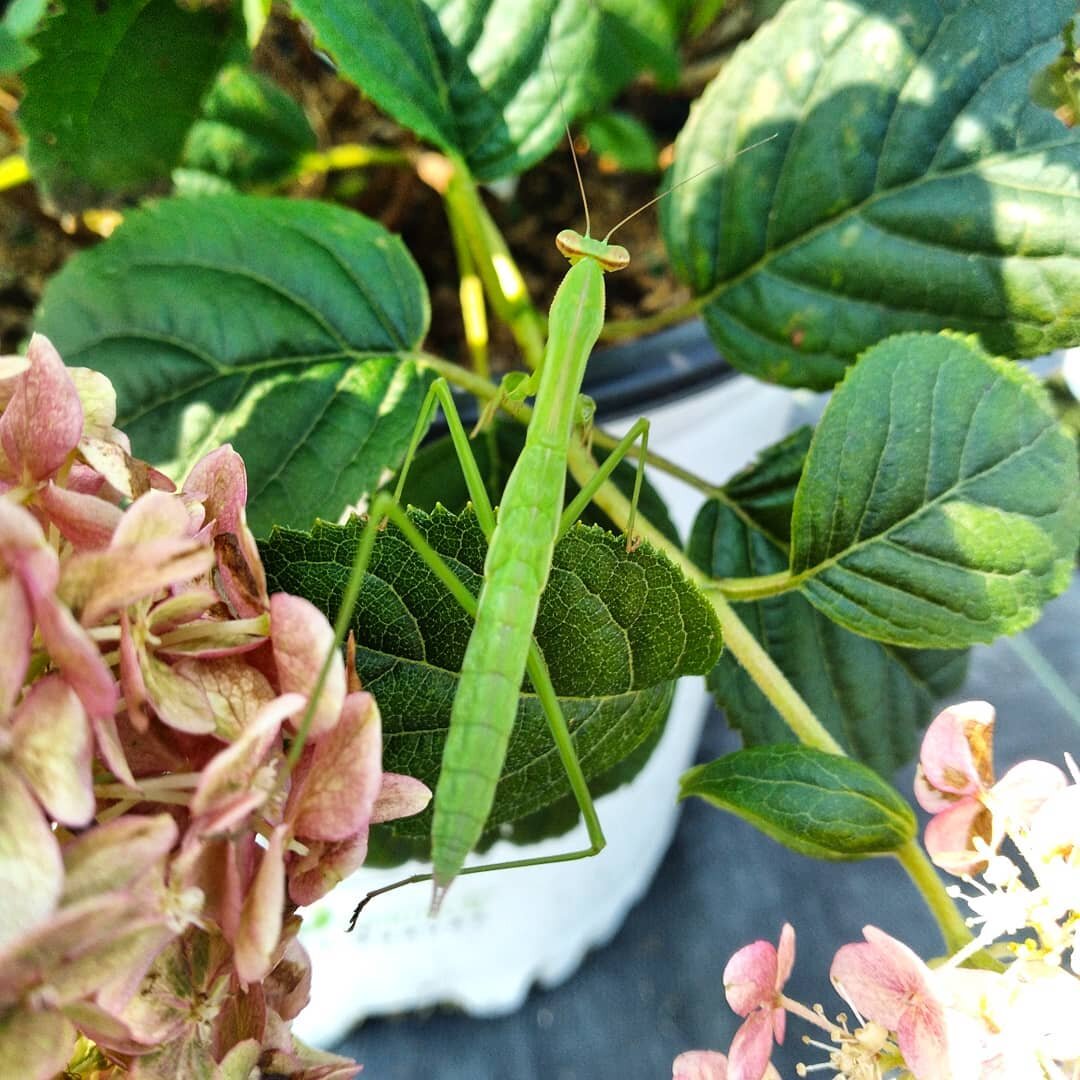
0 762 63 949
234 824 287 984
140 650 216 735
61 999 148 1054
724 939 779 1016
66 366 117 438
0 1007 75 1080
61 814 178 904
372 771 433 824
916 702 995 809
10 674 94 826
673 1050 729 1080
288 691 382 841
190 693 298 832
33 592 118 718
77 436 137 499
38 481 123 549
112 488 199 546
270 592 345 741
923 798 990 875
0 333 83 484
263 935 312 1021
831 927 942 1038
727 1011 775 1080
66 539 215 626
183 445 268 617
989 759 1068 830
0 572 32 718
287 831 369 907
775 922 796 988
171 655 275 741
90 709 136 787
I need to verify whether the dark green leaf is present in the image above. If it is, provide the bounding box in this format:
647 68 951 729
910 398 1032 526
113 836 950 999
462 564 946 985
0 0 47 74
583 111 661 174
790 332 1080 646
398 418 681 547
661 0 1080 389
680 745 917 859
591 0 681 92
20 0 242 210
689 489 967 776
289 0 673 180
34 195 431 535
180 64 316 188
261 508 722 842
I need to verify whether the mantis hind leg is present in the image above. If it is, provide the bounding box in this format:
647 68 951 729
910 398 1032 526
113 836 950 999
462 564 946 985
341 507 608 926
350 628 607 926
558 417 651 550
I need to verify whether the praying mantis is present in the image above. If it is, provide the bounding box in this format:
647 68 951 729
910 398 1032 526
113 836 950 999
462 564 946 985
310 132 764 926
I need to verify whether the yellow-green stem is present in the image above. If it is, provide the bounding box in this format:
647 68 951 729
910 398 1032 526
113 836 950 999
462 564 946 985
298 143 411 176
565 438 971 951
442 159 546 369
601 295 704 342
895 839 977 957
0 154 29 192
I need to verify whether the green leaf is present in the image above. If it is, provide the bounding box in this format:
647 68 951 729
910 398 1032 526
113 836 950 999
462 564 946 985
591 0 681 92
34 195 432 535
583 111 661 174
790 332 1079 646
398 418 681 547
261 508 722 842
0 0 47 74
179 64 317 189
288 0 674 180
679 745 917 859
661 0 1080 389
19 0 243 211
690 447 968 774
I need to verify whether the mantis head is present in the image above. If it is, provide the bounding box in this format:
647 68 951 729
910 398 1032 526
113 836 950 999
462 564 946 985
555 229 630 273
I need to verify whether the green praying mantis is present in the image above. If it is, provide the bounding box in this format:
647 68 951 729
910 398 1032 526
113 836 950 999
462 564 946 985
290 126 773 928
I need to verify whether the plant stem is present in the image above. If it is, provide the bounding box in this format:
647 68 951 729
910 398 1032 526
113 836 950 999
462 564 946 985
564 439 973 952
894 839 975 956
601 296 704 342
0 154 29 192
297 144 411 177
436 155 547 370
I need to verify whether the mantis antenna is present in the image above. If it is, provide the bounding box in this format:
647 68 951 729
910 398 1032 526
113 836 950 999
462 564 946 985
546 46 592 238
603 133 779 242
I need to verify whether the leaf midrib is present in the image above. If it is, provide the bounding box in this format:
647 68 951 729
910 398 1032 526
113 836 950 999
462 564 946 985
791 408 1057 585
700 135 1078 313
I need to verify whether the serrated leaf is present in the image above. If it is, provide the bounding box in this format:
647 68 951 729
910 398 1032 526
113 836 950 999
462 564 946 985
680 745 917 859
180 64 316 189
398 418 681 546
261 508 721 842
34 195 432 534
690 487 967 776
790 332 1079 646
289 0 674 181
19 0 243 211
661 0 1080 389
